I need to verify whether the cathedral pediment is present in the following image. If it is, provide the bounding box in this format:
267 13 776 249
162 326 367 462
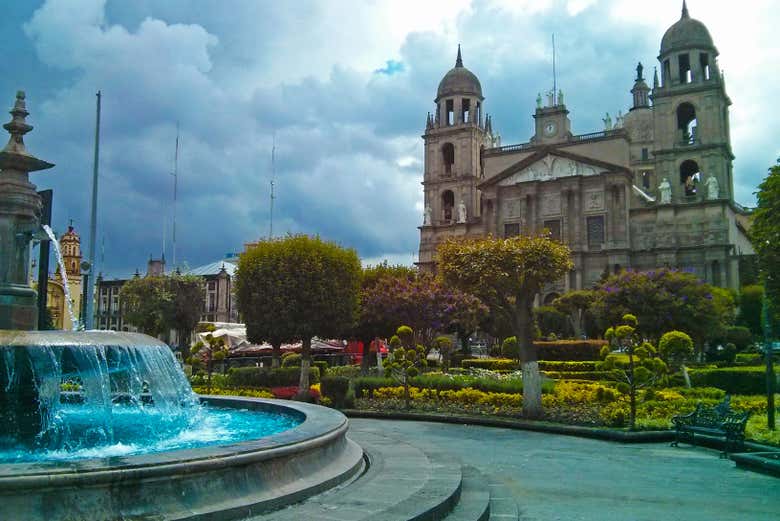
478 147 630 189
496 155 600 186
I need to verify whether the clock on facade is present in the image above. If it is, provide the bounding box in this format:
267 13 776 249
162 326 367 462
543 121 557 136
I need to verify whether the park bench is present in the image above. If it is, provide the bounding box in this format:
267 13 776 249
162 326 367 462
671 395 749 457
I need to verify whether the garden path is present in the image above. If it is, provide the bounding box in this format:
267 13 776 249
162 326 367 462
348 419 780 521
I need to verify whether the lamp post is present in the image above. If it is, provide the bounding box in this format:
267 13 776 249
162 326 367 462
762 284 775 430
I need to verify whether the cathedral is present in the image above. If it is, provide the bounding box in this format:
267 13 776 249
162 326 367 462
417 2 753 301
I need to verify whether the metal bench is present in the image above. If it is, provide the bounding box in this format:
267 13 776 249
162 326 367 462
671 395 749 457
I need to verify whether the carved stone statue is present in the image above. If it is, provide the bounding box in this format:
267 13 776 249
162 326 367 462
547 90 555 107
658 177 672 204
615 110 623 129
423 205 432 226
536 93 542 109
704 176 719 200
558 89 564 106
636 61 644 80
603 113 612 131
457 200 467 223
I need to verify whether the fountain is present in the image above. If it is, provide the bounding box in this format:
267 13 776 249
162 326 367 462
0 93 363 520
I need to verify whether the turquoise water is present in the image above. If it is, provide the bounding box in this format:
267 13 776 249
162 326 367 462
0 403 302 463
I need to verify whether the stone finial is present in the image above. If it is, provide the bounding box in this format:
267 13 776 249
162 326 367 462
2 90 34 156
455 44 463 68
653 67 659 88
681 0 689 19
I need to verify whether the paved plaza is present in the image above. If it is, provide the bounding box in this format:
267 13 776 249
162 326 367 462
349 419 780 521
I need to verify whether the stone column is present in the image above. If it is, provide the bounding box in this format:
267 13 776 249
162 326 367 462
0 92 54 330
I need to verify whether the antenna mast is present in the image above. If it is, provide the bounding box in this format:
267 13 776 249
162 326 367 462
552 33 557 103
269 135 276 239
171 122 179 267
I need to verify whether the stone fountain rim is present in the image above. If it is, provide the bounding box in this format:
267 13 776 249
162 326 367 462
0 330 169 347
0 397 345 487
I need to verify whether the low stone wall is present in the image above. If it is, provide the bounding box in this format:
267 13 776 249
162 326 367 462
0 397 364 521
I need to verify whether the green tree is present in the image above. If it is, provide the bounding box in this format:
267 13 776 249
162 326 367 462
592 269 724 353
602 314 667 430
385 326 427 409
119 276 168 337
190 332 228 393
438 234 573 418
235 235 361 399
163 273 204 357
353 263 416 374
552 290 597 339
433 335 454 372
501 336 519 361
658 330 694 370
736 285 764 338
750 161 780 326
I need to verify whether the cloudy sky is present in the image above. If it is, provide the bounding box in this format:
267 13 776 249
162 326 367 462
3 0 778 278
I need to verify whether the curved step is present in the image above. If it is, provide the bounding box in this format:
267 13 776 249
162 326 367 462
258 429 463 521
443 465 490 521
486 479 520 521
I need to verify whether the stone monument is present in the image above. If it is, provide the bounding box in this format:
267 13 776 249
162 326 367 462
705 175 719 200
658 177 672 204
0 92 54 330
423 205 432 226
456 200 467 223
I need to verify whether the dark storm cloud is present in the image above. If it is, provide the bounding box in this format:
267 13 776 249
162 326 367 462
1 0 775 278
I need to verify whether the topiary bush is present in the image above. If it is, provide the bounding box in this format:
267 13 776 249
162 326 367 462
687 366 768 394
226 366 320 388
658 330 694 369
501 336 520 359
321 376 351 408
281 352 301 367
534 340 607 361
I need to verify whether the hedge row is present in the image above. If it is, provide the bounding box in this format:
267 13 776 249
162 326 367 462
688 367 773 395
225 366 320 388
542 370 613 381
535 340 607 361
538 361 599 372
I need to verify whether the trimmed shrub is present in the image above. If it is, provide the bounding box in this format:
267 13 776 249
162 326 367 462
542 370 613 381
534 306 572 339
328 364 362 378
226 366 320 388
688 367 768 394
534 340 607 361
501 337 520 359
281 353 301 367
723 326 753 352
734 353 767 366
313 360 329 376
537 361 599 372
353 376 396 398
658 331 694 367
321 376 350 407
461 358 518 371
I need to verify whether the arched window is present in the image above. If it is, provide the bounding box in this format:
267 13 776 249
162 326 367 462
442 190 455 222
679 159 701 196
442 143 455 175
677 103 697 144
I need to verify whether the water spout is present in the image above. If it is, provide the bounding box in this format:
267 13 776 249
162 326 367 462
41 225 79 331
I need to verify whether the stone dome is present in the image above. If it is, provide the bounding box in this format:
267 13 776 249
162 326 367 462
436 46 483 100
660 4 715 55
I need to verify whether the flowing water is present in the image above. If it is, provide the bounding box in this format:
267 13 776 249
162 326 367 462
41 225 79 330
0 331 302 461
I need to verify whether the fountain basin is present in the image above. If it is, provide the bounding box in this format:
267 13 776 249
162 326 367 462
0 396 365 520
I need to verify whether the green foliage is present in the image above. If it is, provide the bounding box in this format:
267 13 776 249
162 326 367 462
462 358 518 371
599 345 611 360
736 285 764 337
552 290 598 338
389 335 401 349
543 371 613 381
433 336 455 372
688 367 768 395
749 161 780 326
501 336 519 359
534 306 572 339
437 234 574 418
119 273 203 349
353 376 397 398
384 338 428 409
225 366 320 388
592 269 729 348
321 376 351 408
235 234 361 395
396 325 414 346
327 364 362 379
537 361 599 371
281 353 302 367
723 326 754 351
534 340 606 361
658 330 694 368
313 360 329 376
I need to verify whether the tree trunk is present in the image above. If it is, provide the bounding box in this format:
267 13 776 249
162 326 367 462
271 341 281 368
360 337 372 375
516 293 542 418
628 351 636 430
296 337 312 401
571 311 583 339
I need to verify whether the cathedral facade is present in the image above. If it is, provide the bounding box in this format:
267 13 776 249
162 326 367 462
418 3 753 300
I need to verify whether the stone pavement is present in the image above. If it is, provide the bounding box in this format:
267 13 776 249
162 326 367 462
348 418 780 521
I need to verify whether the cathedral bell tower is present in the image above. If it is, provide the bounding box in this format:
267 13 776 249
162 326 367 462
418 46 491 270
651 0 733 203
